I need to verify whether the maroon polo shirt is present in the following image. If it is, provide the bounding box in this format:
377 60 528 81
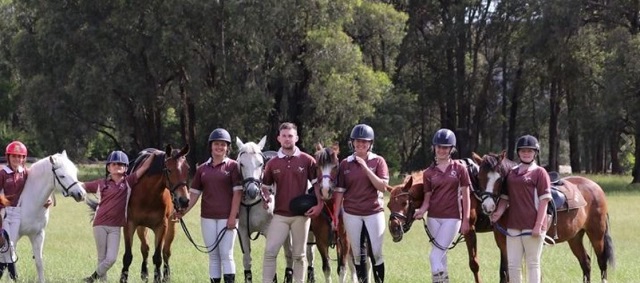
263 147 317 217
0 166 28 207
504 164 551 230
423 161 471 219
337 153 389 216
191 158 242 219
84 174 139 227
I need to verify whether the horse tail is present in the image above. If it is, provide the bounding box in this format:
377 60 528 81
603 214 615 268
85 197 99 222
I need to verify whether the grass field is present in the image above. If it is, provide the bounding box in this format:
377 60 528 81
9 169 640 282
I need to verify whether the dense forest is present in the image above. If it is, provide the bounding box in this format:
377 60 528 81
1 0 639 182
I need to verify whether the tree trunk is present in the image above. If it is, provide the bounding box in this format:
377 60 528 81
547 77 560 172
566 89 581 173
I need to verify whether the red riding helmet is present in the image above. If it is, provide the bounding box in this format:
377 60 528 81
5 141 28 157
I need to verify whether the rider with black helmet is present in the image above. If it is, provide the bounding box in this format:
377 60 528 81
81 150 155 283
490 134 552 283
335 123 389 283
413 128 471 283
179 128 243 283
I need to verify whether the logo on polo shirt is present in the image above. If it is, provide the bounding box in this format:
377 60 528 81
223 170 230 176
273 169 281 174
298 167 305 173
450 171 458 177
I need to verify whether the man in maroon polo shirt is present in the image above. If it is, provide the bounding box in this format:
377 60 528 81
260 122 322 283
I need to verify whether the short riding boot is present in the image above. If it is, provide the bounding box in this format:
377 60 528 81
0 263 6 279
373 263 385 283
83 271 99 283
210 278 221 283
284 267 293 283
355 264 368 283
223 274 235 283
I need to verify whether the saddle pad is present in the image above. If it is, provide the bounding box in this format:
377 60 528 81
557 179 587 210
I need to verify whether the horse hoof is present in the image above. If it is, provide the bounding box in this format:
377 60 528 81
244 270 252 283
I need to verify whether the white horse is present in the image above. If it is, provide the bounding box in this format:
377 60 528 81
235 137 293 283
13 151 87 282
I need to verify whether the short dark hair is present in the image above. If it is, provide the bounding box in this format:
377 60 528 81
279 122 297 132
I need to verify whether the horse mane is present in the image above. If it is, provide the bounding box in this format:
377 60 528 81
129 149 165 175
314 148 334 168
28 156 52 178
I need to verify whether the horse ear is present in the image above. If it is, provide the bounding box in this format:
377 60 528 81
331 142 340 155
472 152 482 164
178 144 190 157
258 136 267 150
235 137 244 150
499 150 507 159
164 144 173 155
404 176 414 191
61 150 68 158
315 142 323 152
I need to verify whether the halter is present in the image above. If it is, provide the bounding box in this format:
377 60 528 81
50 158 80 197
161 155 188 209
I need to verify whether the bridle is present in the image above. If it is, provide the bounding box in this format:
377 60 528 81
161 154 189 209
50 156 80 197
388 191 416 233
238 150 268 205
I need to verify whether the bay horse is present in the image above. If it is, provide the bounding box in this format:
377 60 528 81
471 151 614 283
308 143 356 283
11 151 87 283
386 158 508 283
120 145 190 283
235 137 292 283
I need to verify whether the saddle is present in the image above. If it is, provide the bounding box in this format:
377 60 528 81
547 171 587 212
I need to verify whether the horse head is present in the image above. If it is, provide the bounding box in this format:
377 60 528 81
49 151 87 202
313 142 339 201
472 151 516 215
235 136 267 203
163 144 191 211
387 172 423 242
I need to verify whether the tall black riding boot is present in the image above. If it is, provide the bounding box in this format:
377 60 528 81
372 263 385 283
210 278 221 283
223 274 236 283
7 263 17 281
355 264 368 283
0 263 6 279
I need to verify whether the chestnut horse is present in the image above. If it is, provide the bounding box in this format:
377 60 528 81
386 158 508 283
471 152 614 283
308 143 356 283
120 145 191 283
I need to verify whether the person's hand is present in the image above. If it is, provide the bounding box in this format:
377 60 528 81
43 198 53 208
305 204 323 218
173 210 185 220
532 223 542 237
354 156 367 167
413 208 426 220
331 218 340 231
490 212 502 223
460 220 470 235
226 218 236 230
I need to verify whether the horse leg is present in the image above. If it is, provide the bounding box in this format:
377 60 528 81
463 230 481 283
30 232 46 283
493 230 508 283
568 230 592 283
585 213 614 283
162 221 176 282
152 224 168 283
120 223 137 283
138 227 150 282
306 231 316 283
237 217 253 283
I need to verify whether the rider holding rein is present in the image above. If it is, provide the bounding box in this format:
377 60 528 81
413 129 471 283
0 141 50 281
334 124 389 283
81 150 154 282
180 128 243 283
490 135 551 283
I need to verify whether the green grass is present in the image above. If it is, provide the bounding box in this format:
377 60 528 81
9 173 640 282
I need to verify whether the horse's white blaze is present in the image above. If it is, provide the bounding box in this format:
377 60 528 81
482 171 500 213
16 151 86 283
320 165 333 200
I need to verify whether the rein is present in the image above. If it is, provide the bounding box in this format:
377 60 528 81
494 222 556 245
180 219 234 253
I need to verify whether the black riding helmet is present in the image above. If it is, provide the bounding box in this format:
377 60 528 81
349 124 374 152
432 128 456 147
516 135 540 152
289 194 318 216
208 128 231 145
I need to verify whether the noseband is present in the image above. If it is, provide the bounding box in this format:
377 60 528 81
162 158 188 209
389 192 415 233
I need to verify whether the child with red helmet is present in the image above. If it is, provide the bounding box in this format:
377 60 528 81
0 141 52 280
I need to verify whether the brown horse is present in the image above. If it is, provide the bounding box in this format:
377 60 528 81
386 158 508 283
120 145 191 283
0 195 9 248
472 151 615 283
308 143 356 283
